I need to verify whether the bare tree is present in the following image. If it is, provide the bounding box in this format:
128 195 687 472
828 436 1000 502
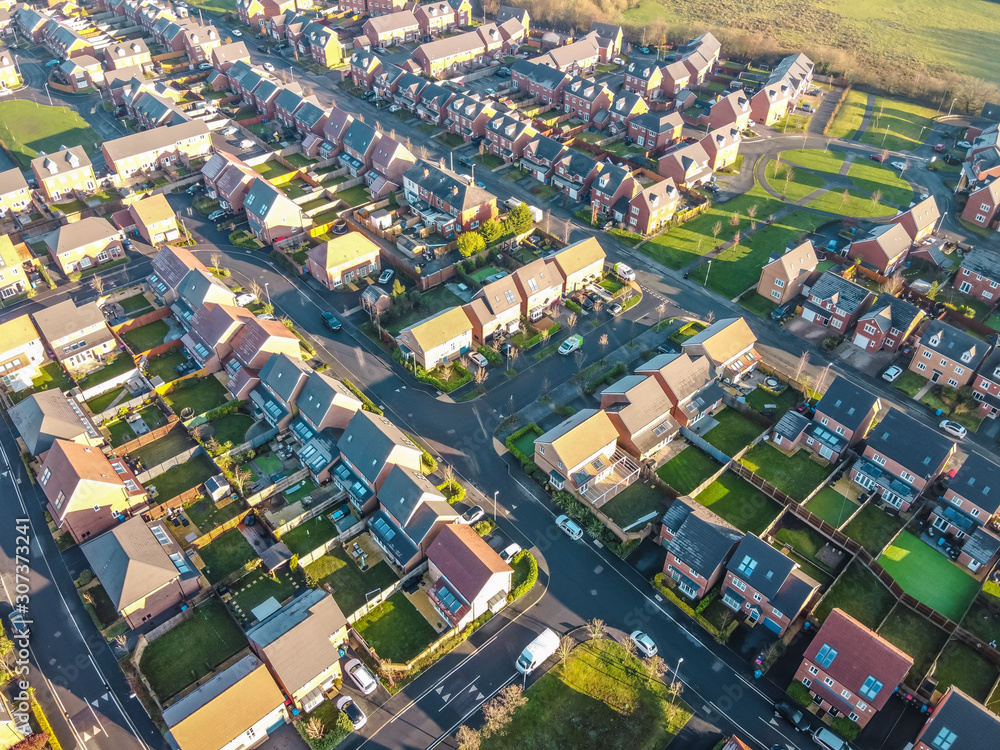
747 203 759 231
711 220 722 246
91 274 105 297
599 332 609 351
481 684 527 738
210 251 221 269
621 635 637 657
586 618 606 641
557 634 574 665
815 364 832 394
840 188 851 209
455 726 481 750
440 361 454 381
732 230 741 248
113 633 128 651
870 188 884 214
441 464 454 485
231 466 252 496
473 366 488 386
566 311 578 328
783 167 796 197
249 278 263 301
880 272 904 296
728 212 740 227
459 354 471 370
508 346 519 370
706 310 716 325
305 717 325 740
491 337 502 353
771 154 781 178
644 655 666 685
794 351 810 382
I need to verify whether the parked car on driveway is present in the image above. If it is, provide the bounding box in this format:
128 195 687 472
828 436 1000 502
940 420 967 439
234 292 256 307
608 302 624 317
336 696 366 729
198 62 213 70
321 311 342 332
388 104 402 113
261 61 274 71
882 365 903 382
957 140 972 149
345 659 377 695
461 505 485 524
378 269 394 285
208 209 228 221
499 543 521 562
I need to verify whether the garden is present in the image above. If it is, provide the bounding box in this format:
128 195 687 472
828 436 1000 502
122 320 171 353
655 445 721 496
932 640 1000 702
877 532 980 621
281 515 339 556
599 481 670 529
197 529 260 585
813 560 896 629
693 473 782 535
738 443 830 501
148 452 218 503
805 487 859 527
229 568 306 624
9 362 73 404
353 591 438 663
876 604 949 684
304 547 399 615
133 431 195 469
700 408 765 457
78 354 136 389
843 503 904 555
164 376 230 417
184 496 243 534
145 349 188 384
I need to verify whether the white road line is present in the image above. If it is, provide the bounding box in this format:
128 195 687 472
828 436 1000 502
425 674 516 750
758 716 802 749
437 676 478 712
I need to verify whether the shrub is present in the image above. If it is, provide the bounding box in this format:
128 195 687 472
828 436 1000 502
787 680 813 708
75 570 94 588
457 231 486 257
505 423 542 462
554 404 576 417
342 378 382 415
831 717 860 742
438 478 466 505
564 299 583 315
472 518 496 536
420 449 437 475
205 399 244 421
508 549 538 601
293 710 353 750
477 346 503 366
694 587 718 615
584 361 627 395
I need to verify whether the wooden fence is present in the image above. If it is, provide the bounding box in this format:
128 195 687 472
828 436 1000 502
187 506 252 551
109 416 180 455
244 468 309 507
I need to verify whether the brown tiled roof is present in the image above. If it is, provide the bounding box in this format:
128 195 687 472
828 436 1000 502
637 352 713 401
890 195 940 241
552 236 605 278
764 239 818 279
426 524 511 601
187 302 254 350
307 232 380 272
129 194 175 227
40 440 132 508
473 275 521 316
229 316 297 364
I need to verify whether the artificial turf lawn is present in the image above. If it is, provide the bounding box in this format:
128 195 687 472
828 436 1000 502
693 473 781 535
878 532 980 621
656 446 721 495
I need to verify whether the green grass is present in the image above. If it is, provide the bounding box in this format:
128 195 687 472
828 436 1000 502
877 605 949 684
843 503 904 555
701 408 765 456
656 446 721 495
778 149 849 176
206 413 254 448
771 113 811 133
826 90 869 140
119 295 153 315
164 377 230 417
198 529 259 584
86 387 127 415
806 488 859 527
353 591 437 663
386 286 464 336
846 160 914 207
814 560 895 628
669 320 706 344
961 594 1000 644
764 161 827 201
280 516 338 556
0 100 101 167
743 385 800 416
933 641 1000 702
511 430 540 459
149 452 218 503
600 481 669 528
739 444 830 501
83 583 120 628
474 153 505 170
469 265 504 283
229 568 305 622
184 0 237 13
861 98 938 153
806 187 897 217
773 524 830 568
336 184 371 207
138 599 246 700
304 547 398 614
253 160 293 181
145 349 187 384
255 452 284 475
878 532 980 621
139 405 167 429
183 496 243 533
10 361 74 404
693 473 782 535
480 639 691 750
107 419 137 447
133 431 195 468
78 355 136 388
284 152 315 169
893 370 927 398
285 478 317 503
122 320 169 352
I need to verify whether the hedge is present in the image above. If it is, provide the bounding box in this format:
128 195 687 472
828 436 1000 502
508 549 538 601
343 378 383 415
831 718 859 743
270 249 301 276
652 574 738 643
564 299 583 315
787 679 813 707
473 518 496 536
30 692 63 750
393 349 473 392
583 361 627 395
621 293 642 313
549 490 639 558
438 478 466 505
477 346 503 366
505 423 542 462
516 321 562 350
294 710 353 750
205 399 244 421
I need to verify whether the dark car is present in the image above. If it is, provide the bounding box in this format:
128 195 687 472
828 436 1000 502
459 155 474 167
944 153 961 165
774 700 810 732
770 302 794 321
501 342 514 357
581 295 595 311
321 311 342 332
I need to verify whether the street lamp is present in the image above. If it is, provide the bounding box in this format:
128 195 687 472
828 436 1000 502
948 97 957 117
704 260 712 289
672 657 683 691
493 490 498 520
937 209 948 234
264 281 271 307
43 83 52 106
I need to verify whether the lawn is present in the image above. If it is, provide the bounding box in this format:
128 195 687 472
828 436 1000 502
285 478 317 503
814 560 896 628
473 153 505 170
229 568 305 623
669 320 705 344
107 419 137 447
119 295 153 315
184 496 243 533
336 185 371 207
281 515 339 556
122 320 170 352
138 599 246 700
656 446 721 495
253 160 293 181
738 444 830 501
743 385 799 416
145 349 188 384
771 113 811 133
255 452 284 475
304 547 398 615
164 377 230 417
961 594 1000 644
843 504 904 555
206 413 254 448
877 605 949 684
826 90 869 140
778 149 849 176
693 473 782 535
480 639 691 750
353 591 437 663
284 152 315 169
139 405 167 429
893 370 927 398
806 187 896 217
184 0 237 13
470 265 504 283
385 286 464 336
86 386 127 415
701 408 765 457
764 161 827 201
10 361 74 404
78 354 136 389
878 532 980 621
198 529 259 584
0 101 101 167
133 431 195 468
149 452 218 503
861 98 938 153
846 160 914 207
599 481 670 528
806 488 859 527
933 641 1000 702
510 428 540 459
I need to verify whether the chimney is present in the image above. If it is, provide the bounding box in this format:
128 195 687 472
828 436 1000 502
452 185 459 195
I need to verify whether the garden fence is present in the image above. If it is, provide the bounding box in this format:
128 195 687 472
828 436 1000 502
106 416 180 454
78 366 141 402
221 426 280 459
136 445 201 485
245 467 310 508
188 507 252 551
268 488 346 537
344 563 427 626
90 392 158 426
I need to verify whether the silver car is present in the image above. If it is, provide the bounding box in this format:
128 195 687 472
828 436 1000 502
556 515 583 540
345 658 378 695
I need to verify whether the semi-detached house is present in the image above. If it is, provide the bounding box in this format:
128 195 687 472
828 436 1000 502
756 239 818 306
31 146 96 202
102 120 213 180
930 451 1000 573
551 237 605 293
510 58 570 105
660 499 742 600
484 113 537 163
44 217 124 276
954 247 1000 303
801 271 875 335
847 222 913 276
972 346 1000 420
636 352 723 428
626 179 679 235
464 275 522 345
402 161 498 234
511 257 564 321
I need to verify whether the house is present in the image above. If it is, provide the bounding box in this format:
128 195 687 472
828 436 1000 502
102 120 213 181
236 0 295 29
636 352 724 428
591 164 640 218
912 686 1000 750
211 41 251 71
363 10 420 48
163 655 287 750
411 30 489 78
496 5 529 29
392 71 426 110
960 177 1000 229
794 609 913 728
607 92 649 134
286 372 359 437
10 389 102 457
533 409 639 506
622 59 662 97
398 306 473 371
954 247 1000 303
32 299 116 373
104 39 151 70
484 114 537 163
201 151 258 214
847 223 913 276
600 375 679 460
172 268 238 330
0 314 45 393
368 136 416 197
304 22 344 68
561 75 613 123
243 179 308 245
891 195 940 242
445 95 497 141
0 235 33 302
750 53 813 126
426 524 512 629
147 245 209 305
850 408 956 513
551 150 601 201
81 516 199 628
0 168 31 217
181 302 256 372
247 589 348 711
801 271 876 335
626 179 679 236
510 59 570 104
701 125 742 171
756 239 818 306
627 111 683 152
414 82 454 124
39 440 146 543
589 21 623 56
519 133 567 182
532 31 602 74
931 451 1000 572
659 61 691 97
551 237 605 293
681 318 759 383
660 499 742 599
0 691 23 750
415 2 459 37
853 293 924 353
227 315 301 372
339 119 382 176
370 465 459 572
31 146 96 202
909 319 989 387
511 257 564 321
657 141 713 187
306 233 381 291
720 534 820 635
59 55 105 90
126 194 180 246
707 90 752 131
402 161 498 235
465 275 522 345
335 410 423 514
448 0 473 25
249 353 311 430
972 345 1000 419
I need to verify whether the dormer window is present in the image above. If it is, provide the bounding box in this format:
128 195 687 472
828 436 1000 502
929 334 940 347
961 351 973 363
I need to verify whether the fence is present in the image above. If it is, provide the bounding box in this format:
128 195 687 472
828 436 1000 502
78 366 141 402
112 306 173 336
344 562 428 626
137 444 202 485
143 484 203 519
107 416 180 454
244 467 310 507
220 426 279 459
188 506 252 550
90 391 158 426
296 517 367 567
679 425 741 465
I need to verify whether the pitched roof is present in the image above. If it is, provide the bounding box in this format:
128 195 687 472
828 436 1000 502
103 120 209 164
915 687 1000 750
296 371 360 426
510 58 570 89
399 306 472 353
0 313 41 352
258 352 311 403
377 464 446 525
664 499 742 573
948 451 1000 514
45 217 119 256
32 145 92 177
0 167 28 195
859 292 923 333
866 408 954 477
727 534 796 600
920 319 988 368
630 178 678 213
306 232 380 271
32 298 105 341
601 375 678 449
9 389 100 456
80 517 179 610
636 352 714 401
891 195 940 241
764 239 818 278
338 410 419 485
39 440 134 507
961 247 1000 280
814 376 880 433
129 194 175 227
854 222 912 262
552 236 605 278
403 161 495 212
164 655 285 750
682 318 756 364
427 524 511 601
536 409 618 471
807 271 872 314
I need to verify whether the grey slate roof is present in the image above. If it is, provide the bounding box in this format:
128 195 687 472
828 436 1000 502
962 526 1000 565
273 87 304 114
814 375 879 434
808 271 872 314
296 371 354 427
523 133 566 164
949 452 1000 514
859 292 922 332
663 499 742 577
80 517 179 610
510 58 570 90
258 352 310 404
770 568 819 616
178 268 235 309
378 464 445 525
773 410 809 442
920 319 989 369
915 686 1000 750
867 408 954 479
727 534 796 600
9 389 100 456
341 119 380 155
338 411 418 485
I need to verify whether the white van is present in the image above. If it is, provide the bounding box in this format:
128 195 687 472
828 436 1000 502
812 727 849 750
515 628 560 675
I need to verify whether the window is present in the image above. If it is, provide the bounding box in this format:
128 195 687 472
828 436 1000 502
40 467 50 486
849 712 860 722
982 203 991 212
831 318 842 329
977 214 987 223
771 290 781 300
732 578 747 591
872 454 886 466
841 689 852 699
856 700 868 711
111 462 126 474
956 367 966 376
940 358 949 366
824 676 834 687
737 556 756 576
917 362 926 371
923 350 932 358
774 278 785 288
54 490 65 509
859 676 883 700
802 677 812 688
753 593 761 602
815 644 838 668
836 426 845 435
931 727 957 750
948 378 958 387
808 665 818 675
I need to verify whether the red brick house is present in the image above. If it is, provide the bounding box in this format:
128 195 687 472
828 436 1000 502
369 136 416 197
955 247 1000 304
415 83 455 125
707 90 752 131
445 95 497 141
627 111 683 152
350 51 382 90
484 114 537 163
890 195 940 242
912 687 1000 750
852 293 924 354
972 345 1000 419
625 179 679 235
659 61 691 97
622 59 661 97
657 141 713 187
635 352 723 428
930 451 1000 572
510 59 570 105
402 161 498 234
590 164 640 218
551 150 601 201
561 75 613 123
794 609 913 728
847 222 913 276
660 499 742 600
607 91 649 132
961 177 1000 229
909 319 990 388
519 134 567 183
801 271 875 335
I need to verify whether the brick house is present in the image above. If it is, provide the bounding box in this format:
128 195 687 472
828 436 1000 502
402 161 498 234
448 0 472 25
561 75 613 123
31 146 96 202
363 11 420 48
850 408 956 513
847 222 913 276
599 375 679 460
954 247 1000 304
660 499 742 600
464 275 522 345
445 95 496 141
625 179 679 235
306 233 381 291
757 239 818 306
510 59 571 104
511 257 564 320
681 317 759 383
415 83 454 125
426 525 512 630
0 235 33 302
180 302 256 372
659 60 691 97
551 236 605 293
236 0 294 29
607 91 649 133
0 168 31 217
657 141 713 187
531 32 602 74
304 22 344 69
627 111 683 152
519 133 567 182
890 195 940 242
960 177 1000 229
398 306 473 370
243 179 308 245
44 218 124 276
414 2 458 38
349 51 382 90
248 353 310 431
909 319 989 387
590 164 640 218
484 114 538 162
411 30 488 78
201 151 258 214
622 59 662 97
635 352 724 428
852 293 924 354
551 150 601 201
930 451 1000 572
720 534 820 635
794 609 913 728
972 346 1000 419
801 271 876 336
335 411 423 514
750 53 813 126
211 41 251 72
707 90 752 131
701 126 742 171
912 687 1000 750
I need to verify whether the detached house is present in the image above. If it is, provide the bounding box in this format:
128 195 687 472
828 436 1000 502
180 302 256 372
426 524 512 630
912 686 1000 750
32 299 116 373
398 306 473 371
627 111 683 152
954 247 1000 304
591 164 640 219
853 293 924 353
660 499 742 600
707 90 752 131
909 319 989 387
890 195 940 243
851 408 956 513
961 177 1000 230
659 60 691 97
561 75 613 123
243 179 308 245
721 534 820 635
236 0 295 29
847 222 913 276
0 314 46 393
349 51 382 90
32 146 96 202
306 233 381 291
972 345 1000 419
551 150 601 201
551 237 605 293
701 126 742 171
794 609 913 728
465 275 522 345
335 410 423 514
600 375 679 460
531 32 602 74
305 22 344 68
415 2 458 37
931 451 1000 573
9 388 102 457
757 239 818 306
124 194 180 246
147 245 208 305
626 179 679 236
104 39 152 71
636 352 723 428
801 271 875 335
681 317 759 383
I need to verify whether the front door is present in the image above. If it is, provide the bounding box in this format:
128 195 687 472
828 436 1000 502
932 370 942 383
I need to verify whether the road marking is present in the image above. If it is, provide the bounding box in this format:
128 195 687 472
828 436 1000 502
426 674 516 750
436 678 478 712
758 716 802 749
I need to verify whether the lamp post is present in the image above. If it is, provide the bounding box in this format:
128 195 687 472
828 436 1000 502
948 97 957 117
264 281 271 307
937 209 948 235
493 490 498 520
704 260 712 289
44 83 52 106
672 657 683 694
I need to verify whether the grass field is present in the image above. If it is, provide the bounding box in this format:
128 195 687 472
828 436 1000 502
846 160 914 206
656 446 721 495
806 488 859 527
764 162 826 202
145 349 187 384
198 529 259 584
933 641 1000 702
149 452 218 502
843 504 904 555
814 560 895 628
861 98 939 153
806 187 897 217
304 547 398 615
877 605 949 684
778 149 849 176
353 591 437 663
133 431 195 468
878 532 980 621
826 90 869 140
281 515 339 556
738 444 830 501
122 320 170 352
701 408 766 457
0 101 101 167
693 473 782 535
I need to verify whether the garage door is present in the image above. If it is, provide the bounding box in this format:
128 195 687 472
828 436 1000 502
763 618 783 634
802 308 816 323
854 334 869 349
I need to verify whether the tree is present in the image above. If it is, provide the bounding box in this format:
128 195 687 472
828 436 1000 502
621 635 637 657
456 726 482 750
870 188 884 214
473 366 488 386
457 231 486 258
599 333 609 356
304 717 325 740
231 466 252 496
10 735 50 750
391 278 406 300
880 273 904 296
728 212 740 227
783 167 796 197
91 274 105 297
794 351 810 382
248 278 263 301
557 634 574 665
566 311 578 328
711 220 722 245
927 280 939 300
586 618 606 641
210 251 221 269
439 361 454 381
481 684 527 738
644 654 666 685
503 202 533 236
771 154 781 178
840 188 850 209
479 218 504 245
747 203 759 230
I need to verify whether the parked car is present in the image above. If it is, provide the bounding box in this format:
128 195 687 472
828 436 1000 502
770 301 795 322
939 419 967 439
869 153 885 163
485 87 497 96
261 61 274 72
891 161 907 171
774 700 810 732
881 365 903 382
186 183 202 194
388 104 402 113
608 301 624 317
612 57 624 65
461 505 485 524
378 269 394 285
361 90 376 100
944 153 961 165
581 295 595 311
345 659 377 694
558 334 583 356
198 62 213 70
612 262 635 281
470 352 489 368
321 311 342 332
336 696 366 729
934 143 946 152
957 140 972 149
556 515 583 540
257 45 271 53
630 631 657 657
232 29 243 36
45 59 60 67
234 292 256 307
499 543 521 562
459 155 474 167
800 103 814 113
208 209 228 221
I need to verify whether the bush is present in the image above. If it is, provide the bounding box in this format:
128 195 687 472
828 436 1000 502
508 549 538 601
505 423 542 462
342 378 382 415
205 399 244 421
472 518 496 536
457 231 486 257
583 361 627 395
437 478 466 505
787 679 813 708
831 717 860 742
478 346 503 366
420 449 437 475
564 299 583 315
554 404 576 417
75 570 94 588
652 575 737 643
694 587 718 615
515 321 562 350
294 709 353 750
270 249 301 276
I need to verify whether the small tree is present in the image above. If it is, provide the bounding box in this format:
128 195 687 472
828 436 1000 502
456 726 482 750
644 654 666 685
457 231 486 258
503 203 533 236
439 361 454 382
248 278 263 301
711 220 722 245
304 717 325 740
557 634 574 665
566 311 578 328
473 366 488 386
840 188 851 209
728 212 740 227
231 466 252 495
927 280 939 300
586 618 606 641
880 273 904 296
391 278 406 299
747 203 759 230
210 251 222 269
621 635 637 657
91 274 105 297
870 188 884 214
479 218 504 245
783 167 796 197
